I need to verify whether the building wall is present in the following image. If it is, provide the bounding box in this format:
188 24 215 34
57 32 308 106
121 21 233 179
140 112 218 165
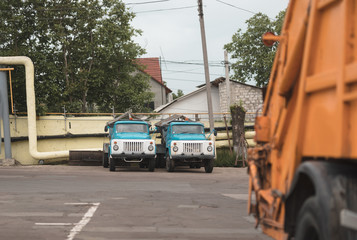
159 87 221 120
0 115 112 164
0 114 234 164
218 81 263 122
149 78 168 109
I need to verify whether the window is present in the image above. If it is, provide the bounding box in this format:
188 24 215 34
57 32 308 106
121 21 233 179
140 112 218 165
172 125 204 134
116 123 148 133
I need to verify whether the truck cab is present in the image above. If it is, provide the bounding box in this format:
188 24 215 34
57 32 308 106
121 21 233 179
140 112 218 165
155 116 215 173
103 116 156 172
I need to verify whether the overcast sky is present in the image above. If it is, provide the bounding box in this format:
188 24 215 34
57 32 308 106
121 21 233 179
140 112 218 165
121 0 288 94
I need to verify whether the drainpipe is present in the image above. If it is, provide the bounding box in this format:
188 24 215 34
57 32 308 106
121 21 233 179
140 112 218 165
0 56 69 160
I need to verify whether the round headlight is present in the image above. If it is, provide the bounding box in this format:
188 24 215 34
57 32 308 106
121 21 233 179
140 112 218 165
113 145 119 151
173 146 179 152
207 146 213 152
148 145 154 151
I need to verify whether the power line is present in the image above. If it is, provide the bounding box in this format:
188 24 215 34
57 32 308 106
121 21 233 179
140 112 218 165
164 60 223 67
165 77 204 83
216 0 275 20
134 5 197 14
137 58 224 67
126 0 171 5
163 69 222 77
216 0 257 15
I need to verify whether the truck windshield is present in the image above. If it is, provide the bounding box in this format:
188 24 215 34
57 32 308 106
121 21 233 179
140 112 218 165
116 124 148 133
172 125 204 134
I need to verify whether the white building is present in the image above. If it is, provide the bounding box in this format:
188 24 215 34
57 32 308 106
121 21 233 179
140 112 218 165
155 77 263 122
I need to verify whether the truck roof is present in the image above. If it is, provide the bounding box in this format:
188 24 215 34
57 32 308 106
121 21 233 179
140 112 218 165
115 120 148 125
169 121 203 126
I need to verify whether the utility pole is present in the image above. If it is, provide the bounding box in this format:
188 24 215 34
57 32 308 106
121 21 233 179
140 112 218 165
224 51 231 111
197 0 214 132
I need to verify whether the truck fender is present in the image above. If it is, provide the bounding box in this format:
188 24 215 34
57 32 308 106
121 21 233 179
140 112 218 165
284 161 357 239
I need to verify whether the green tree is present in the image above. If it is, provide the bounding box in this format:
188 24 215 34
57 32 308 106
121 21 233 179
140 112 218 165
0 0 153 113
172 89 184 100
224 11 285 87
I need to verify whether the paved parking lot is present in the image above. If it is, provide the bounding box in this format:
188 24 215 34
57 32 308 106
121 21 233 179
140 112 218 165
0 165 271 240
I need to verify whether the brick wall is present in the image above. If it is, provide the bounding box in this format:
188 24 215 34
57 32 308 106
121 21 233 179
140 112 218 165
218 81 263 122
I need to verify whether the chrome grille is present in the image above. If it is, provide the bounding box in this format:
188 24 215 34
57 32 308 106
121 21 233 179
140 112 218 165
183 142 202 153
124 142 143 152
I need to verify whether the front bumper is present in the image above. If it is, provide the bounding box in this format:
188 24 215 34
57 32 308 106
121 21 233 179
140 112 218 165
170 153 215 160
111 152 155 159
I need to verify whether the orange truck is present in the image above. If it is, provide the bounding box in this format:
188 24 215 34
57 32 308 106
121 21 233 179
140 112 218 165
247 0 357 239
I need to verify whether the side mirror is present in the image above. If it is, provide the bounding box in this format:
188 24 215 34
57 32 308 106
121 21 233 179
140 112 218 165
104 126 108 132
214 129 217 136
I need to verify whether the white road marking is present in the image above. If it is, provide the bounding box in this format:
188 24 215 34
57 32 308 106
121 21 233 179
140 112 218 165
35 223 73 226
66 202 100 240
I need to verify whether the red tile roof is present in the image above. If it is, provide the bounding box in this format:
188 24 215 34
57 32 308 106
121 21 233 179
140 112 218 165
136 57 172 93
136 57 163 83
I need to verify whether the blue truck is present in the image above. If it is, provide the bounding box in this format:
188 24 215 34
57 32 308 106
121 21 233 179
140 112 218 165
155 115 215 173
103 112 156 172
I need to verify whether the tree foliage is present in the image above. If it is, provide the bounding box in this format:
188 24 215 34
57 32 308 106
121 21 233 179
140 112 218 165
224 11 285 87
0 0 153 113
172 89 184 100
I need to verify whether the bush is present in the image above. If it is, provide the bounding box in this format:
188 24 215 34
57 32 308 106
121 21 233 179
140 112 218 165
215 148 247 167
215 148 236 167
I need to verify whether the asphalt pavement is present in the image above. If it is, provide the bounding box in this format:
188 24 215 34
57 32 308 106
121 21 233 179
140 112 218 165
0 165 272 240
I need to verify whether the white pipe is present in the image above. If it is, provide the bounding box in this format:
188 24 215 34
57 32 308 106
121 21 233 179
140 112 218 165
0 56 69 159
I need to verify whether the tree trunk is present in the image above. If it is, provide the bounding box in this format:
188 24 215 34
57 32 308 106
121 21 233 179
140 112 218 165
81 31 94 113
63 45 72 104
231 105 246 164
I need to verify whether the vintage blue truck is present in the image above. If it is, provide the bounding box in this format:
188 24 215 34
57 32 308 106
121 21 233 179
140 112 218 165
103 112 156 172
155 115 215 173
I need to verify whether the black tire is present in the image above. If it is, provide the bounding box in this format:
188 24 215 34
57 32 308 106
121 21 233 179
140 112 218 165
148 158 155 172
295 197 322 240
159 155 166 168
102 153 109 168
156 155 165 168
109 157 116 172
204 159 214 173
166 155 175 172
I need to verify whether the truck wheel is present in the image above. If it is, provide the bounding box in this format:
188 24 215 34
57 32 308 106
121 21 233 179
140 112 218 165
102 153 109 168
166 155 175 172
204 159 214 173
148 158 155 172
109 158 116 172
295 197 322 240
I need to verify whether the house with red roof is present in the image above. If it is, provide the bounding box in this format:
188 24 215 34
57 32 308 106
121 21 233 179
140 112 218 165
136 57 172 110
